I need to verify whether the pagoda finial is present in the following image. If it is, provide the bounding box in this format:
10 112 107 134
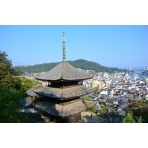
62 32 66 62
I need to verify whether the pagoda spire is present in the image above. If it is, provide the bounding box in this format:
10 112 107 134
62 32 66 62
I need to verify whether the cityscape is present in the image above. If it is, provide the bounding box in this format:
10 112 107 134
19 65 148 123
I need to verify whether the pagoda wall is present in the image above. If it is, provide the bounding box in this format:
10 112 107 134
54 112 81 123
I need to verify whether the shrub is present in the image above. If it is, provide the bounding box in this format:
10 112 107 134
88 107 98 114
0 88 25 122
122 112 135 123
83 96 92 101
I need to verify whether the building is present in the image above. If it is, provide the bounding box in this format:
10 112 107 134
24 32 96 123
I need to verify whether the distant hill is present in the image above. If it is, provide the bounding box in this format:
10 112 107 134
15 59 125 73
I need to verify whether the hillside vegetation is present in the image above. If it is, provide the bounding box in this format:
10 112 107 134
0 51 39 122
15 59 125 73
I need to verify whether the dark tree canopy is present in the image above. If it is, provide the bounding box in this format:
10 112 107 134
0 51 21 89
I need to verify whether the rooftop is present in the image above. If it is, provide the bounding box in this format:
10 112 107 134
35 61 93 81
34 85 92 100
33 99 96 117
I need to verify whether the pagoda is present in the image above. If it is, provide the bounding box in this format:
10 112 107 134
29 33 96 122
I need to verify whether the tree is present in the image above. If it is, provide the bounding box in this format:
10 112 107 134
122 112 135 123
0 51 21 89
128 100 148 122
137 116 142 123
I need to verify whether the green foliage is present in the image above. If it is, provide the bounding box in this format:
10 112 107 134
19 77 40 91
122 112 136 123
0 51 40 122
0 88 25 122
122 111 143 123
15 59 125 73
99 106 108 115
83 96 92 101
128 101 148 122
0 51 21 89
88 107 98 114
0 51 20 76
0 76 22 90
0 77 39 123
137 116 142 123
16 63 58 73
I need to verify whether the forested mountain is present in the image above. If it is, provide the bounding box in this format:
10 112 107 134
15 59 125 73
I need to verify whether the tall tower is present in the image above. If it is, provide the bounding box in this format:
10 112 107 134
23 33 96 123
62 32 66 62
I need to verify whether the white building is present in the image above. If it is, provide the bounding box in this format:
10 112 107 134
100 90 108 96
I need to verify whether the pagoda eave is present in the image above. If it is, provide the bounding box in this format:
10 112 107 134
34 86 93 100
35 77 92 82
33 100 97 117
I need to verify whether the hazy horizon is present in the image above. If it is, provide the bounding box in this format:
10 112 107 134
0 25 148 68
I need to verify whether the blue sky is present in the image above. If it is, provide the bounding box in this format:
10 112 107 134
0 25 148 68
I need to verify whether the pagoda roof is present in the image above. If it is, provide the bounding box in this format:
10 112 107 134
35 62 93 81
33 100 96 117
26 88 38 97
34 86 92 100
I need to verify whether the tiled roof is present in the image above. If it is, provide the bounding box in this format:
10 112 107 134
34 86 92 100
35 62 93 81
33 99 96 117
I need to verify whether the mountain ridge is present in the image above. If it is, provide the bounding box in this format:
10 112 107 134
15 59 125 73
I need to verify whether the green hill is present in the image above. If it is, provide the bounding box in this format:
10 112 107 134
15 59 125 73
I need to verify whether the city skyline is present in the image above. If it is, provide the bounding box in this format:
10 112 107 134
0 25 148 68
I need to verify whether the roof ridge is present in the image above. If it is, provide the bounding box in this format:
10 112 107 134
35 61 93 81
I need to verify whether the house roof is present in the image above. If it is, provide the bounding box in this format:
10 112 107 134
34 86 92 100
33 99 96 117
35 62 93 81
